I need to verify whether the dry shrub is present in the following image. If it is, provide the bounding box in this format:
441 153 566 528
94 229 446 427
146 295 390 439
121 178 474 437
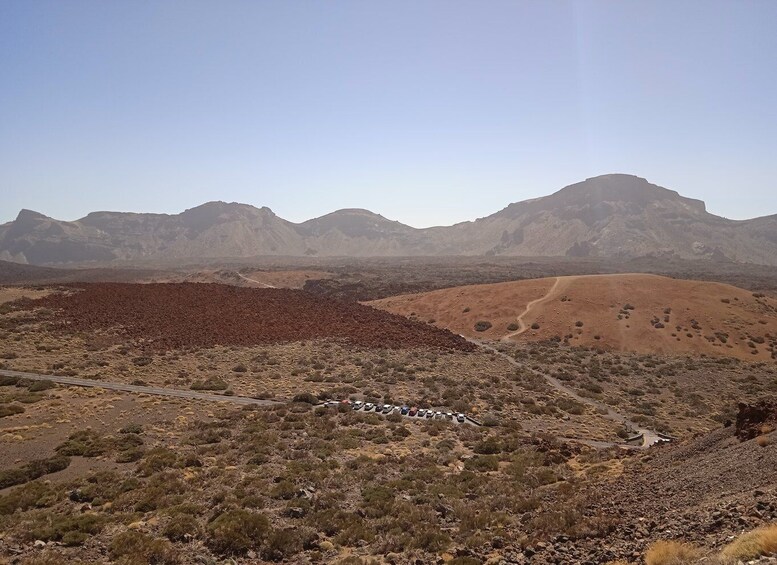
645 540 703 565
721 523 777 560
756 435 772 448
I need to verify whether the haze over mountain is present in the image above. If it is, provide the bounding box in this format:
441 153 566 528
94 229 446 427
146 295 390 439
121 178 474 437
2 174 777 266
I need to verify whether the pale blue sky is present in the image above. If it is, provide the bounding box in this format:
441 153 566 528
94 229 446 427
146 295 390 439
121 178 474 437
1 1 775 227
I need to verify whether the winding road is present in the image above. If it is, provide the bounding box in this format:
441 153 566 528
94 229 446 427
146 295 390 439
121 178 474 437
502 276 579 340
467 337 665 448
237 273 277 288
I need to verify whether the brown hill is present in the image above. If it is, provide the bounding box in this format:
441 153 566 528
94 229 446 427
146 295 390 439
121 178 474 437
2 174 777 265
368 274 777 361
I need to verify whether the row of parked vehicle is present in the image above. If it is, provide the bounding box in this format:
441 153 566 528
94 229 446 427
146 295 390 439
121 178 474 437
325 399 467 423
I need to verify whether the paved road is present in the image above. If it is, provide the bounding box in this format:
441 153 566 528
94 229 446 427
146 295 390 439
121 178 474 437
0 369 278 406
466 338 666 449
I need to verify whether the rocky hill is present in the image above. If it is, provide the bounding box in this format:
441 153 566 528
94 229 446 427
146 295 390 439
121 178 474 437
3 174 777 265
369 274 777 361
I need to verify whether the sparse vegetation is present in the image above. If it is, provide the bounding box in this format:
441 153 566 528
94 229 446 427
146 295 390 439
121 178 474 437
721 523 777 560
190 377 228 391
0 456 70 489
645 540 703 565
206 510 271 555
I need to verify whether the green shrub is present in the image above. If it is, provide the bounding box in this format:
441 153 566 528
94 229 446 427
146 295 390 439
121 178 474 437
119 423 143 434
190 377 228 391
464 455 499 472
136 447 179 476
163 514 201 542
28 379 56 392
292 392 319 404
56 430 107 457
0 375 19 386
0 481 58 515
262 527 307 560
474 321 492 332
31 512 105 544
206 510 271 555
0 403 25 418
473 438 501 455
109 531 179 565
0 456 70 489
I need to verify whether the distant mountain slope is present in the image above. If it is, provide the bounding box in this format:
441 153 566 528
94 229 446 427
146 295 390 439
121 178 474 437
2 174 776 265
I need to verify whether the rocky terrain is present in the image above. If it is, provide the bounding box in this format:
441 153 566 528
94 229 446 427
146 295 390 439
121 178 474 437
11 283 473 352
494 408 777 564
3 174 777 265
0 283 776 564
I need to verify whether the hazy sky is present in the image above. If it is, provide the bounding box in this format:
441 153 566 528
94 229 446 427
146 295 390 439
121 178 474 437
2 1 775 227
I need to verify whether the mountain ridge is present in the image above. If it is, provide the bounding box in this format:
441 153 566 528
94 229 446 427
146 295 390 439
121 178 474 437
3 174 777 265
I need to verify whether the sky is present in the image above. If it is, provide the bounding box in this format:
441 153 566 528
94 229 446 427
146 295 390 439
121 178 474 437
1 1 776 227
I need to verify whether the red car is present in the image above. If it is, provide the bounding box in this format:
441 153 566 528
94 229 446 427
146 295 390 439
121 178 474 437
409 407 418 416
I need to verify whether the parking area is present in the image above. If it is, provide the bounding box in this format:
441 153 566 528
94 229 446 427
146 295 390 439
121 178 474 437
321 399 480 426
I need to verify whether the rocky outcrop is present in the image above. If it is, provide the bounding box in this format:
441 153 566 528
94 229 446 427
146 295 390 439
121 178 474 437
736 399 777 441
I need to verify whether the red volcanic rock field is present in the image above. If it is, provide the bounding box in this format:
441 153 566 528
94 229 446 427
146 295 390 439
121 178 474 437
22 283 474 351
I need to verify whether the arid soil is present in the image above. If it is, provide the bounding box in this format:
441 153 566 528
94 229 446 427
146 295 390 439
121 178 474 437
496 420 777 564
15 283 473 352
370 274 777 361
493 341 777 439
240 269 334 289
0 280 776 564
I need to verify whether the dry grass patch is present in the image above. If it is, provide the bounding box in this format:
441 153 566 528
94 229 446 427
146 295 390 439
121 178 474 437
645 540 703 565
721 523 777 561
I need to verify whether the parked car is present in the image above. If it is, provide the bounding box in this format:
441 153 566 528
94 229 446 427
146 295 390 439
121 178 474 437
434 411 443 419
400 406 409 415
425 410 434 418
352 403 362 410
409 407 418 416
416 408 425 417
375 404 384 413
364 403 374 411
383 405 393 414
456 413 465 423
446 412 453 420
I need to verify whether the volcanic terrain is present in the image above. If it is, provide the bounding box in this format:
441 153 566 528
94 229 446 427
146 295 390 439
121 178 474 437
16 283 473 352
369 274 777 361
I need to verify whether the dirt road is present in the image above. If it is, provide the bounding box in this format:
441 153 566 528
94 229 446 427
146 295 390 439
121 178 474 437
0 368 278 406
503 276 565 339
238 273 277 288
466 338 665 448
